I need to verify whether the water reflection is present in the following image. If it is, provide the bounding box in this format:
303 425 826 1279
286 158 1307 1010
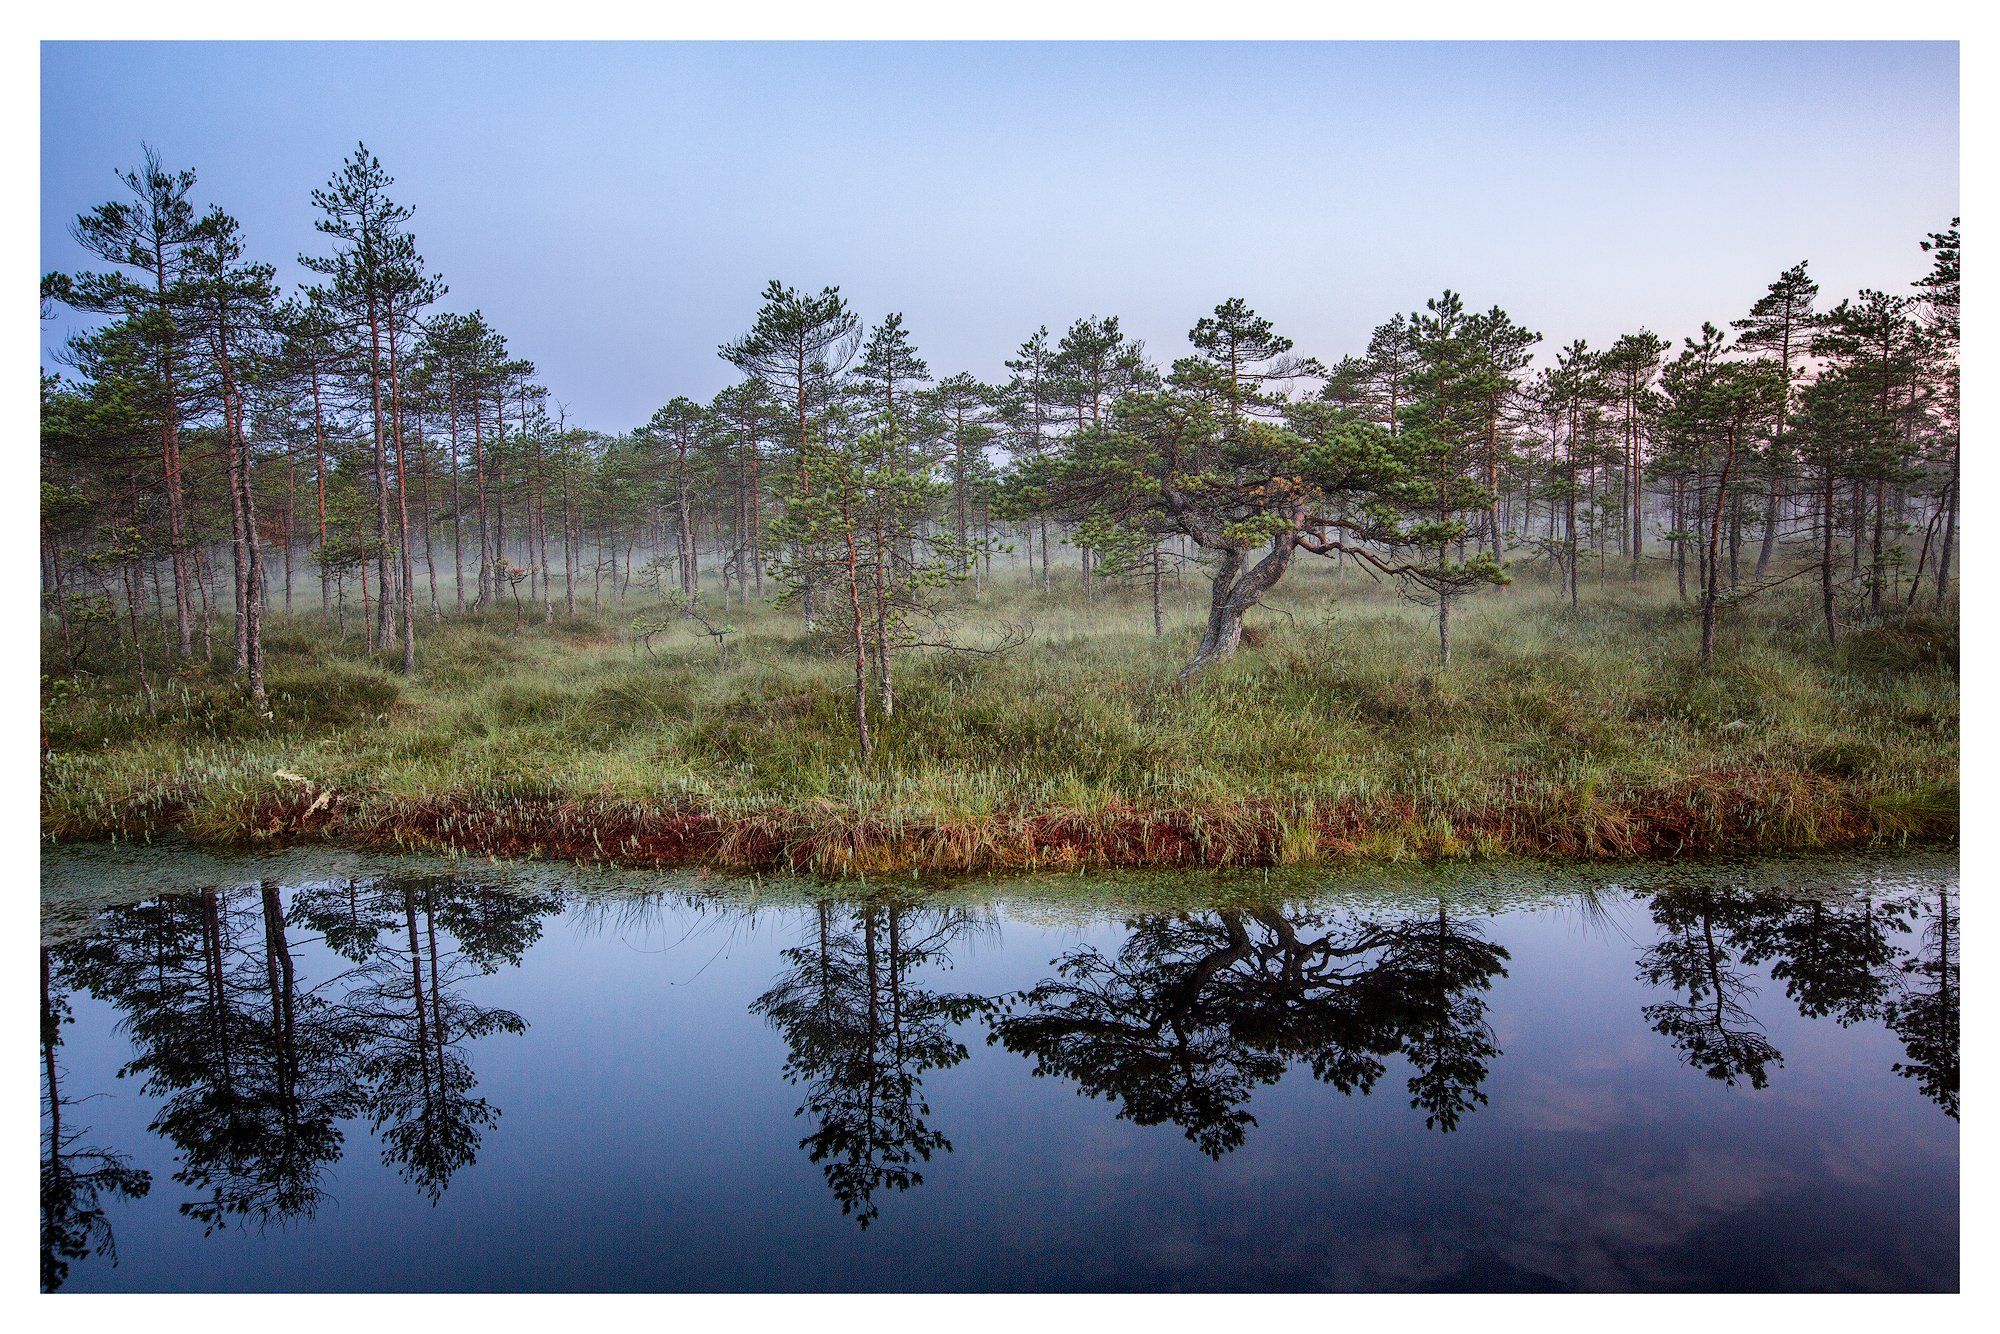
39 861 1958 1291
1633 886 1959 1115
753 904 988 1228
41 946 151 1293
990 903 1508 1157
290 875 556 1199
1884 887 1959 1121
41 872 557 1288
54 885 356 1234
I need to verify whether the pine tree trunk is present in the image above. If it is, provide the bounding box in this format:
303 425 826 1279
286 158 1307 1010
1700 423 1739 669
1821 461 1838 647
1934 455 1957 608
1150 543 1163 638
390 334 417 675
1178 538 1296 678
841 485 872 762
1755 470 1781 578
367 295 397 652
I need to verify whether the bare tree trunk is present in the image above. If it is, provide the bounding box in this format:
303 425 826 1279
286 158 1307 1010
311 367 332 618
871 518 894 718
1870 473 1886 615
473 397 491 608
414 405 440 618
1674 478 1688 601
562 448 578 616
449 377 465 611
1630 410 1645 583
122 556 156 714
283 457 296 613
1907 486 1948 606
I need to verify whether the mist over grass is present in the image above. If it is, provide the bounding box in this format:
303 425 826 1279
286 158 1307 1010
41 559 1957 872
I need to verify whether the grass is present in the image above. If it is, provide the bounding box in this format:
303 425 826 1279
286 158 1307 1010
41 558 1959 874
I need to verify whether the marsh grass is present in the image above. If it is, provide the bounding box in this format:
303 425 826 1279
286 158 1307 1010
41 561 1958 872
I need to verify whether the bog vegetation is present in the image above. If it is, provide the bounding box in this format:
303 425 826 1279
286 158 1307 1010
41 145 1960 872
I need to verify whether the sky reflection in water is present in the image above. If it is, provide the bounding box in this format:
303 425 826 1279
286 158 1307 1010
40 850 1958 1293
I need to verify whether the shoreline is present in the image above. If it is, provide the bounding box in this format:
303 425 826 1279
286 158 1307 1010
42 772 1957 876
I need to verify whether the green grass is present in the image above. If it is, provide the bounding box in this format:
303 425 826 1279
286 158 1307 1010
41 559 1959 872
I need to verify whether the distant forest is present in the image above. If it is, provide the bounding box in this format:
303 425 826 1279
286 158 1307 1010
42 142 1960 715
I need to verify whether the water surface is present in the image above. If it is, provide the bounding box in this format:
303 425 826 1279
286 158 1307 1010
40 847 1958 1293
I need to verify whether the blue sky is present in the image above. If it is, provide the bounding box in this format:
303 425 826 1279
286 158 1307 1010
41 41 1958 429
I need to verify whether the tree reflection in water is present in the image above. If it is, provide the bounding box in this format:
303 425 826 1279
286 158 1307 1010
41 946 151 1293
51 873 558 1247
39 869 1957 1289
1882 888 1958 1119
1635 883 1959 1115
989 903 1510 1157
292 875 557 1199
1636 889 1786 1088
55 884 358 1234
753 903 989 1228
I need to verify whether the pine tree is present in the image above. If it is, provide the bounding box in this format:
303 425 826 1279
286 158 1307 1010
300 144 440 666
1731 262 1818 578
853 312 931 437
1040 383 1402 674
1359 313 1418 436
183 207 281 706
1598 330 1669 579
1796 368 1868 645
1052 315 1156 596
1182 296 1324 425
1813 291 1921 614
1914 221 1959 607
721 281 862 628
44 146 203 658
1392 292 1508 663
926 373 994 561
1464 307 1539 563
639 398 710 597
998 326 1059 589
709 380 778 597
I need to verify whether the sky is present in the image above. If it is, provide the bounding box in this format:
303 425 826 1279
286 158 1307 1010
41 41 1959 430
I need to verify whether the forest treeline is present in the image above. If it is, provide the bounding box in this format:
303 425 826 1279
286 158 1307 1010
41 143 1960 757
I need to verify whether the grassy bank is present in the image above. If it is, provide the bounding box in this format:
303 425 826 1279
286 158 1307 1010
41 564 1958 874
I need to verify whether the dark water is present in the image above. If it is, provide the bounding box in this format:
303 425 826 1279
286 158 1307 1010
40 847 1957 1293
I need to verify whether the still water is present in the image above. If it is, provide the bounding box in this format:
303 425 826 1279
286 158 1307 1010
40 846 1957 1293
